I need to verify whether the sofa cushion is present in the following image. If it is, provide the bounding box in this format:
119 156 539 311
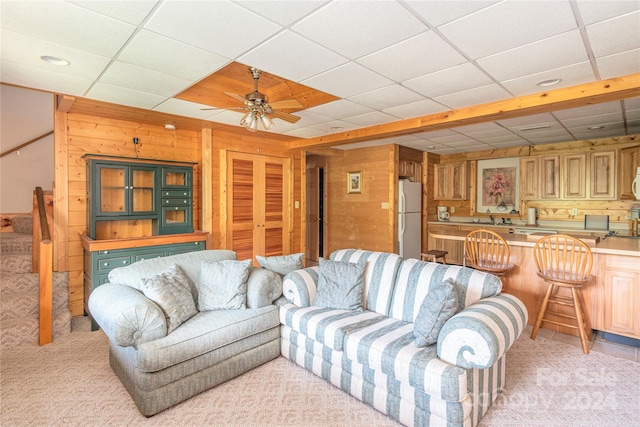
136 305 279 372
314 258 366 311
198 259 251 310
343 316 467 402
389 259 502 322
330 249 402 315
140 264 197 334
282 266 319 307
256 253 304 277
280 302 387 351
414 278 458 347
108 250 237 301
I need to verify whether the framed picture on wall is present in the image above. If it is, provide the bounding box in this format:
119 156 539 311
347 171 362 194
476 158 519 213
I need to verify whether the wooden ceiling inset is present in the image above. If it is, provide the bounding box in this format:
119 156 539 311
175 61 339 112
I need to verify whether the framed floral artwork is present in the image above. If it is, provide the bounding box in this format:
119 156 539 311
347 171 361 194
476 158 519 213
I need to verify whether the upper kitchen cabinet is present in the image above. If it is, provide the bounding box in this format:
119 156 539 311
618 145 640 200
562 153 588 199
590 151 616 199
434 162 467 200
520 156 560 200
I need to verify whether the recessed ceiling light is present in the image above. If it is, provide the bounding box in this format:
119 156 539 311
165 124 176 130
40 55 70 66
330 126 343 131
588 125 605 130
537 78 561 87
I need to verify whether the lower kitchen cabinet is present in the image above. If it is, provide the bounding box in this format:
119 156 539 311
601 256 640 339
82 234 207 330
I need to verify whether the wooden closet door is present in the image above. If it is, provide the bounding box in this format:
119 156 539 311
227 152 291 263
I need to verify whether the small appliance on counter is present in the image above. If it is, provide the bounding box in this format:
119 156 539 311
526 207 537 225
584 214 609 231
437 206 450 222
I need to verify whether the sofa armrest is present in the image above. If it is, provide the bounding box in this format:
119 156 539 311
246 267 283 308
437 293 528 369
88 283 167 349
282 266 319 307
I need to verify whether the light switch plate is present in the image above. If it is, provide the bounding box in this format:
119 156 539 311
570 208 578 216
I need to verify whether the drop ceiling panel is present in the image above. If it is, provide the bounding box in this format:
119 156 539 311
69 0 159 25
87 83 166 109
576 0 640 25
434 84 512 109
238 31 348 82
382 99 448 119
118 30 230 81
403 62 494 98
235 1 329 27
306 100 374 120
349 84 425 110
1 1 136 57
477 30 589 82
356 31 467 82
438 1 577 59
344 111 400 127
596 49 640 79
99 61 192 97
291 1 427 60
405 0 499 27
0 61 94 96
145 1 282 58
500 62 596 96
1 30 111 80
302 62 393 98
586 11 640 58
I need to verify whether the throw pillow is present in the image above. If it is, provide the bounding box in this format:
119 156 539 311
255 253 304 277
414 278 459 347
140 264 197 334
313 258 365 311
198 259 252 310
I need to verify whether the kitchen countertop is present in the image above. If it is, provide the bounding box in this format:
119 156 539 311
428 227 640 257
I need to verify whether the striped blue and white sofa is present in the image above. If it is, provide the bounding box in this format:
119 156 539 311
280 249 527 427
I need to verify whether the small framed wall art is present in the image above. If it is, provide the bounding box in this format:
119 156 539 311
347 171 362 194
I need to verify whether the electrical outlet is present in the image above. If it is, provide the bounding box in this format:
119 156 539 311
570 208 578 216
450 207 455 213
133 137 139 145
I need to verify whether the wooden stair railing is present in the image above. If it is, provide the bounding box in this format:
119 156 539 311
0 131 54 158
34 187 53 345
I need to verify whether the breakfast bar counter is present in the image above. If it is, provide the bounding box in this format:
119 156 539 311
428 224 640 341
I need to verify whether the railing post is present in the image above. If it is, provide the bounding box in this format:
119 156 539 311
39 240 53 345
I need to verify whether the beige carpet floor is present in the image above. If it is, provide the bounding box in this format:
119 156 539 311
1 317 638 427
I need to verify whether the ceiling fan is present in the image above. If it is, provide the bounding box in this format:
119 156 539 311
202 67 302 132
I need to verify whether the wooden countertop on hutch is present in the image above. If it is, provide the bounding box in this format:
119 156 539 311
80 231 209 252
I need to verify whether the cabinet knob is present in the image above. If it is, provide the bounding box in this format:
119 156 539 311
103 262 108 267
122 260 127 264
174 207 179 210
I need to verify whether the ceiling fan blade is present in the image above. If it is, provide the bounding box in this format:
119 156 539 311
200 106 247 111
269 99 303 109
270 110 301 124
224 92 248 104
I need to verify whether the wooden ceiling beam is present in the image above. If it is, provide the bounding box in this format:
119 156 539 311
289 73 640 150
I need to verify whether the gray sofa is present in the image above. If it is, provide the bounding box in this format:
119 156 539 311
88 250 282 416
280 249 528 427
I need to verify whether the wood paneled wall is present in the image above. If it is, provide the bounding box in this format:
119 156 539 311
59 113 299 316
323 145 396 254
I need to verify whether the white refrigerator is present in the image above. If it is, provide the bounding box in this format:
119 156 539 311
398 180 422 259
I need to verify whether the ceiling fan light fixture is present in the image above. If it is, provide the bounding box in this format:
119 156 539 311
260 113 274 130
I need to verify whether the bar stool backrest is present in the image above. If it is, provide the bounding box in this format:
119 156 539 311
464 229 511 273
533 234 593 284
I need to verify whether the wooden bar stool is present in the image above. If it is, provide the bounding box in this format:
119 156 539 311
531 234 594 354
463 229 514 278
420 250 447 264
